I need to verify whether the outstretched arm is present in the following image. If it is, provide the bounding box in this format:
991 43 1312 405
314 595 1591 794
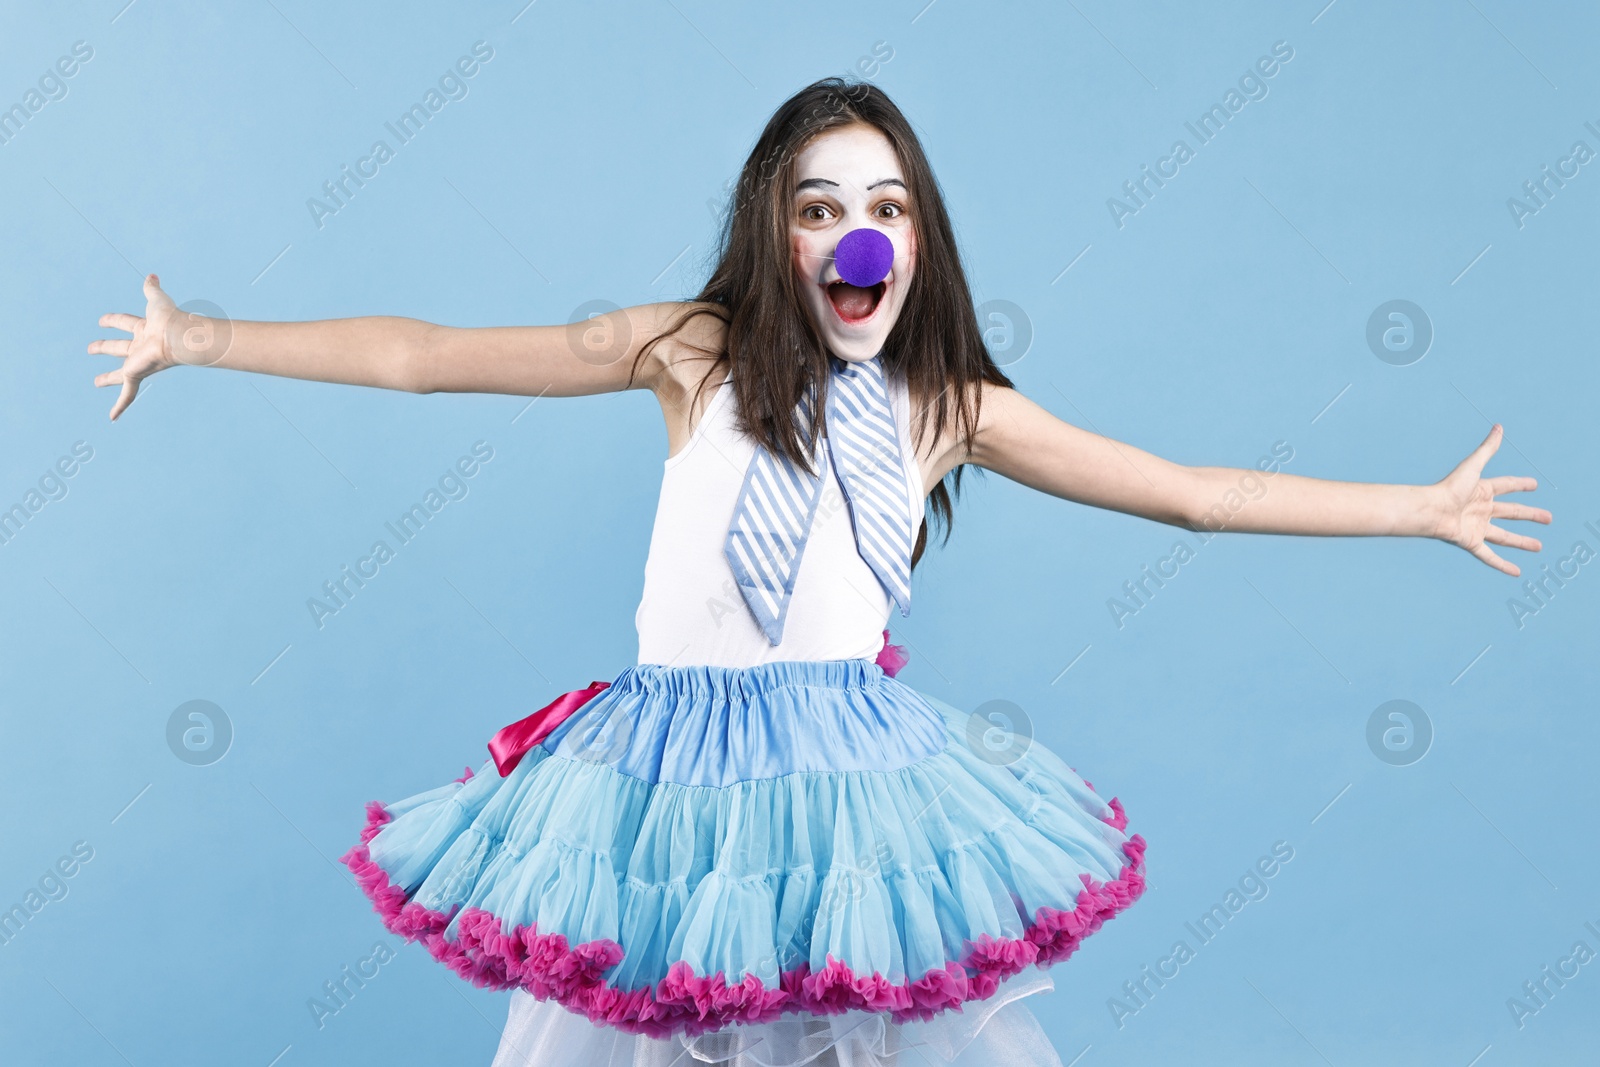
88 274 689 420
950 384 1551 577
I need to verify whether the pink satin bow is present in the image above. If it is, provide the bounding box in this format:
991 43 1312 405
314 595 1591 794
488 681 610 776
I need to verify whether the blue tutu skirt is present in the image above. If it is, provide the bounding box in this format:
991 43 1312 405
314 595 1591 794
340 658 1146 1040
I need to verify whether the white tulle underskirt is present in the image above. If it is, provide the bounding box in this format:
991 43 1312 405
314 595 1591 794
488 970 1064 1067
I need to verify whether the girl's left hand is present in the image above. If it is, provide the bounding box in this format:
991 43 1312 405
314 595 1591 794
1430 424 1552 576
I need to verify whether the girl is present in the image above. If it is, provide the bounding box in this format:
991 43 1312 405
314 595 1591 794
88 78 1549 1067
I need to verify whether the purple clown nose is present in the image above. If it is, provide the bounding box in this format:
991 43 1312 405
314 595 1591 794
833 227 894 287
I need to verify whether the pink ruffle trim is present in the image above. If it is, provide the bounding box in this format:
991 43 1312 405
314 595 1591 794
339 784 1145 1039
1073 771 1129 831
875 629 909 678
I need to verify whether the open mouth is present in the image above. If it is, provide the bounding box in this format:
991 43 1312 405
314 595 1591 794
826 280 887 325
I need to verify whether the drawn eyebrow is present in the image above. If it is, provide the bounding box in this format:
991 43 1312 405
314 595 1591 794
795 177 907 193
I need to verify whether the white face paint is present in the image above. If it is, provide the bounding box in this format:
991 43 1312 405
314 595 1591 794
789 123 917 363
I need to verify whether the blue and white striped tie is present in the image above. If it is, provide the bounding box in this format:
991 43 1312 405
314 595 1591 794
723 355 915 645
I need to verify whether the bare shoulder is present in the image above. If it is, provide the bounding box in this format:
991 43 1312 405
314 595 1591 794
626 300 730 452
905 377 1017 489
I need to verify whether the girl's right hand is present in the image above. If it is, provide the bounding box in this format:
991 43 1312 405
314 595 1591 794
88 273 192 421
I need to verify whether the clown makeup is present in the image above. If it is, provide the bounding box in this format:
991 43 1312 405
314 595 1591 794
790 123 917 363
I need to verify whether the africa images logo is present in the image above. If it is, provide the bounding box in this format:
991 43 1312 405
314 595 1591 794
1106 40 1295 229
306 41 495 229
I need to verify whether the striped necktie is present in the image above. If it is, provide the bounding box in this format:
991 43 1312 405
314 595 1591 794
723 354 915 646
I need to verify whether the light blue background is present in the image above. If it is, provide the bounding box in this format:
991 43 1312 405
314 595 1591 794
1 1 1595 1064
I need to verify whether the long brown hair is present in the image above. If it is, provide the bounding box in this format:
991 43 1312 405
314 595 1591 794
634 77 1012 566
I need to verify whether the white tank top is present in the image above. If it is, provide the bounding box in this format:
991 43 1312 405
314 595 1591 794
635 370 925 668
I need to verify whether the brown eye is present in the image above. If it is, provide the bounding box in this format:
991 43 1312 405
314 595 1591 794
877 203 904 219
